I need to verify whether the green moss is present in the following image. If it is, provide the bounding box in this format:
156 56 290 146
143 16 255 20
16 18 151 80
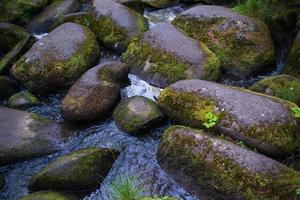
250 74 300 105
160 126 300 200
8 91 40 106
158 88 224 128
284 33 300 78
20 191 75 200
173 14 274 77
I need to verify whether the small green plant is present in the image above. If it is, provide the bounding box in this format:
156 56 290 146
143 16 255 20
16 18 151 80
109 174 143 200
291 106 300 118
237 141 246 148
296 188 300 197
203 112 218 129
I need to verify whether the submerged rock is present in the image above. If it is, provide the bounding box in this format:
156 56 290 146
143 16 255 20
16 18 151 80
91 0 149 53
158 126 300 200
8 91 40 109
0 76 16 100
12 22 99 93
122 22 221 88
158 79 300 156
250 74 300 105
26 0 80 33
0 107 67 166
143 0 179 8
0 23 35 73
173 5 275 78
29 147 120 191
284 31 300 78
113 96 164 133
0 0 47 24
62 62 129 121
20 191 77 200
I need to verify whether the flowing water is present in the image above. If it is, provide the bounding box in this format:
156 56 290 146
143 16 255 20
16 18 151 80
0 4 292 200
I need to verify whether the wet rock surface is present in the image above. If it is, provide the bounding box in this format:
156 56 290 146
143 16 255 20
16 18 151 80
122 22 221 88
0 107 67 166
61 62 129 122
29 147 120 192
173 5 275 78
91 0 149 53
12 22 99 93
113 96 165 133
158 79 300 156
8 91 40 109
158 126 300 199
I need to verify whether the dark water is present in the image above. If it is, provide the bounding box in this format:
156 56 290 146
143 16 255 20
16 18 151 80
0 4 293 200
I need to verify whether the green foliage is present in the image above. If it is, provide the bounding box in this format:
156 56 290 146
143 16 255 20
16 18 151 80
202 112 218 128
109 175 143 200
291 106 300 118
296 188 300 196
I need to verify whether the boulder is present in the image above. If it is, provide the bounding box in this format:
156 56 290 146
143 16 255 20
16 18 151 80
173 5 275 78
122 22 221 88
8 91 40 109
113 96 164 133
91 0 149 53
0 76 16 100
143 0 179 8
29 147 120 191
20 191 77 200
0 0 47 24
158 79 300 156
62 62 129 121
0 23 35 73
12 22 99 93
158 126 300 200
56 12 92 29
0 107 67 166
26 0 80 33
250 74 300 105
284 31 300 78
113 0 144 13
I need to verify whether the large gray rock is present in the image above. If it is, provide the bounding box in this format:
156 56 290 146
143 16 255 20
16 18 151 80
158 126 300 200
12 22 99 93
0 107 67 166
91 0 149 53
26 0 80 33
158 79 300 156
62 62 129 121
0 23 35 73
173 5 275 78
29 147 120 191
113 96 164 133
122 22 221 88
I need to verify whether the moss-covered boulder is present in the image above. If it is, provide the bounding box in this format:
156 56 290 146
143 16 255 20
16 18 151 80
172 5 275 78
0 0 47 24
0 107 67 166
91 0 149 53
8 91 40 109
113 0 144 13
158 126 300 200
62 62 129 121
12 22 99 93
0 23 35 73
158 79 300 157
29 147 120 191
20 191 77 200
284 31 300 78
0 174 4 190
122 22 221 88
0 76 16 100
250 74 300 105
113 96 164 133
143 0 179 8
26 0 80 33
55 12 92 29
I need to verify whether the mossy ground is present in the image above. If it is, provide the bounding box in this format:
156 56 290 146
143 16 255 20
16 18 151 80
20 191 75 200
159 126 300 200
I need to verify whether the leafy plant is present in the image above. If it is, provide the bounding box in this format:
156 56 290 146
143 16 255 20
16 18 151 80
109 174 143 200
296 188 300 196
291 106 300 118
203 112 218 129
